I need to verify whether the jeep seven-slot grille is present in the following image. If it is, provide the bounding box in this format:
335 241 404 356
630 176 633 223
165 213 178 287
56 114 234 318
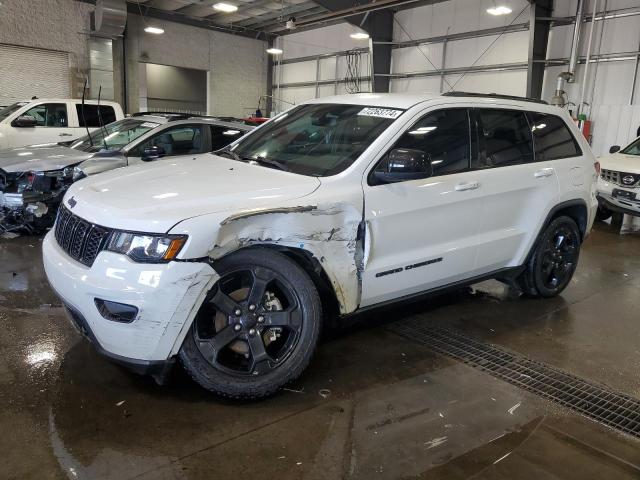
54 205 112 267
601 169 640 188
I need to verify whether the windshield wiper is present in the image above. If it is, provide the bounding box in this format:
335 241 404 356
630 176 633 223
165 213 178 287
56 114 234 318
216 147 241 161
245 155 290 172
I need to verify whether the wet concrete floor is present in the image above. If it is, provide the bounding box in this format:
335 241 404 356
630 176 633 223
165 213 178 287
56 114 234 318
1 221 640 479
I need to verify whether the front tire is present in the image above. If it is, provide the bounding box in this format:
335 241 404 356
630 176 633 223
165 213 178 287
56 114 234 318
179 248 322 399
517 216 581 298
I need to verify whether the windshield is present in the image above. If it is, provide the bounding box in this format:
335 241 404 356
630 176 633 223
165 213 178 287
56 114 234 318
621 137 640 156
225 103 403 176
0 102 28 122
69 118 160 153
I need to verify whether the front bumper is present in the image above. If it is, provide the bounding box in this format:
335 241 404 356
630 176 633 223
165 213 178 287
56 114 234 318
43 231 218 363
596 178 640 217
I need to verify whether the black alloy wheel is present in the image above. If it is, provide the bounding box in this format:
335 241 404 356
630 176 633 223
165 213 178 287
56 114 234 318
517 216 581 298
179 248 321 399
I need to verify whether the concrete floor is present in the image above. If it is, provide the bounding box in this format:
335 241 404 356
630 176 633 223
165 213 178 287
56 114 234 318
2 221 640 480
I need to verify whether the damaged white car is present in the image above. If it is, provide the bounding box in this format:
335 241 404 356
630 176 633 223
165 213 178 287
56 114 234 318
43 93 597 398
0 113 252 233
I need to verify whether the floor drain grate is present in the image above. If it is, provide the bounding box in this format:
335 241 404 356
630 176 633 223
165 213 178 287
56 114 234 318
391 320 640 439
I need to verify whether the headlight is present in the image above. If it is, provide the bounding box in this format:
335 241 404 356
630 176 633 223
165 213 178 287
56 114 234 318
72 166 86 181
106 232 187 263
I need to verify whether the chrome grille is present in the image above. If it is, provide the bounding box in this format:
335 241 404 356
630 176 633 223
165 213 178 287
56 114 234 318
54 206 112 267
601 169 640 188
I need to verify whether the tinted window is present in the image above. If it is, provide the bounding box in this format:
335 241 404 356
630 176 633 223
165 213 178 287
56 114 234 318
529 112 582 160
388 109 471 177
24 103 67 127
76 105 117 127
211 125 244 151
230 104 400 176
475 109 533 168
131 125 205 157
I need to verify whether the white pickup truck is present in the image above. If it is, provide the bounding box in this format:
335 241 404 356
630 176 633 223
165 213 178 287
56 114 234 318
0 98 124 149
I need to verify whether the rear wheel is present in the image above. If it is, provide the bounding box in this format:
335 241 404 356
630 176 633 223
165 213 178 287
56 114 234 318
517 216 581 298
179 248 321 399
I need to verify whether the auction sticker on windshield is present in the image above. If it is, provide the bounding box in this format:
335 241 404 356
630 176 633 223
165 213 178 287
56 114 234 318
358 107 403 119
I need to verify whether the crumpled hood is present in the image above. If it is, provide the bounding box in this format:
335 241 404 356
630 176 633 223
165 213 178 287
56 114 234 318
64 154 322 232
0 144 90 173
599 152 640 173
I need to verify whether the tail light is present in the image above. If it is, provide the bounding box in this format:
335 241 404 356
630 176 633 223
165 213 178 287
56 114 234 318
594 161 601 175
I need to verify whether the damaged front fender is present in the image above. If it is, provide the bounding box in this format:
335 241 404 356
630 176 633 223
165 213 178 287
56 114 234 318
174 202 365 314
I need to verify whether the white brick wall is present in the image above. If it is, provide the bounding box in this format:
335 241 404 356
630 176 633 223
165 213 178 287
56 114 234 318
125 14 268 117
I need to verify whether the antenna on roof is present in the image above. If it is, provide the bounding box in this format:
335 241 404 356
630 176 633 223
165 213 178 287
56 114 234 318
81 79 93 147
96 85 109 150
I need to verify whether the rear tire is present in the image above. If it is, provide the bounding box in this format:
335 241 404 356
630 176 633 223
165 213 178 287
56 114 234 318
179 248 322 399
517 216 581 298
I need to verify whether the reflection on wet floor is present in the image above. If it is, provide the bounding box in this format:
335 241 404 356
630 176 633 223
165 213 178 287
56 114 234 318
2 223 640 479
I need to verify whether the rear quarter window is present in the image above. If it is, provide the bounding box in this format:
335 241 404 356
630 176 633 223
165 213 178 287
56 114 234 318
76 105 117 127
528 112 582 161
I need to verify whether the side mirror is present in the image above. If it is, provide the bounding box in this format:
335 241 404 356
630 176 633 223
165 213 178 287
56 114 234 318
142 145 165 162
609 145 621 154
372 148 432 184
12 115 37 128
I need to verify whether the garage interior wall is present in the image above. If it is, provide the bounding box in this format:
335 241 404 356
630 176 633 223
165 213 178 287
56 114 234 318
125 14 268 118
273 0 640 156
0 0 92 103
141 63 207 114
272 23 372 113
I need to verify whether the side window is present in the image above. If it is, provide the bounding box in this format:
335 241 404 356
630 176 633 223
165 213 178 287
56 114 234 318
211 126 244 151
23 103 68 127
528 112 582 161
474 109 533 168
131 125 204 157
76 105 117 127
377 108 471 178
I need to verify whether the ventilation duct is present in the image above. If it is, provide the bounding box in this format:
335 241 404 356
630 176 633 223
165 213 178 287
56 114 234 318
93 0 127 37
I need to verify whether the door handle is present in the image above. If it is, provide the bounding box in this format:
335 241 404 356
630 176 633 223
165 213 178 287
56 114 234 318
454 181 479 191
59 133 73 137
534 168 554 178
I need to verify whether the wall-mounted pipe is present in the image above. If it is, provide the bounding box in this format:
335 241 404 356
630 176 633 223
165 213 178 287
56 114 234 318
578 0 600 115
568 0 586 78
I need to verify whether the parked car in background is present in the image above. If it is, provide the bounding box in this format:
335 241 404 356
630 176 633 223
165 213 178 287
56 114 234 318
596 137 640 220
0 99 124 149
0 113 253 233
43 92 598 399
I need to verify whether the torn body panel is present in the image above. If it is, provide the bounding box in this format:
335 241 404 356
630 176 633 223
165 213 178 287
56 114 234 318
211 202 364 314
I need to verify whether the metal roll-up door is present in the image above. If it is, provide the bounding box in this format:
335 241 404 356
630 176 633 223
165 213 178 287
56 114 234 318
0 44 70 106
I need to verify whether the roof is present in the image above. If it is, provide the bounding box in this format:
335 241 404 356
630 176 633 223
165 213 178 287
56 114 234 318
129 113 254 130
16 98 121 105
304 92 561 113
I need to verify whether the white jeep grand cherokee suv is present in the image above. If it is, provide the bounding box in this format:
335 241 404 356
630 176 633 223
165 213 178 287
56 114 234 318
43 92 598 398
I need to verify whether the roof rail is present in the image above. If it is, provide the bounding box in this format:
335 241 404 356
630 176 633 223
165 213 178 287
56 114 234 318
442 91 548 105
130 111 205 119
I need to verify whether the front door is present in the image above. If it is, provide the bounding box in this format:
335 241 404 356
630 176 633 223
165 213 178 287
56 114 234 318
360 108 485 307
10 102 72 147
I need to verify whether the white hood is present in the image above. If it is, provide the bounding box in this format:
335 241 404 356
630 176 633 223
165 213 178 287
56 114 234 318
0 143 90 173
599 152 640 173
64 154 322 232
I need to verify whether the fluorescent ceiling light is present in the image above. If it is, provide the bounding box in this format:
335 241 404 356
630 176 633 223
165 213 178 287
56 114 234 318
487 6 512 15
213 2 238 13
350 32 370 40
144 26 164 34
266 47 283 55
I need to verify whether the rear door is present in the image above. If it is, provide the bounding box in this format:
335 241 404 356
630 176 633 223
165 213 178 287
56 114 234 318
471 107 561 273
74 104 118 138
